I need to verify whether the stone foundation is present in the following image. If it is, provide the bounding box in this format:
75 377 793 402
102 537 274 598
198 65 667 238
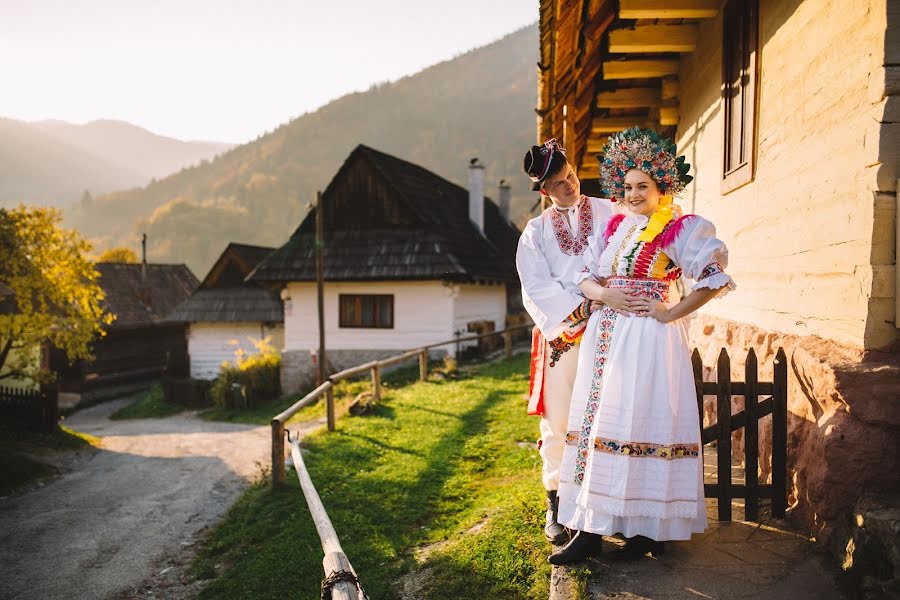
689 315 900 567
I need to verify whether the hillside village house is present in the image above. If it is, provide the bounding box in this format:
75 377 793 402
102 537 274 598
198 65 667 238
168 243 283 380
249 144 522 394
49 259 197 403
536 0 898 574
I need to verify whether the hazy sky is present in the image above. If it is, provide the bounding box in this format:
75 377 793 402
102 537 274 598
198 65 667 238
0 1 537 143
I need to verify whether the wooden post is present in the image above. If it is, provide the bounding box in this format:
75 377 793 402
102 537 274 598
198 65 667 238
326 385 335 432
42 384 59 434
504 331 513 359
315 191 326 387
271 418 285 487
772 347 788 518
419 350 428 381
371 364 381 404
716 348 732 522
691 348 704 429
744 348 759 521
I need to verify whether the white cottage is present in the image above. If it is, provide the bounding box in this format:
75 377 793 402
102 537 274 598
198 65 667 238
168 243 283 380
248 144 522 393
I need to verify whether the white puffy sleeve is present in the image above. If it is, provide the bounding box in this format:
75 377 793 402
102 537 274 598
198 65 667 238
516 219 585 339
664 216 736 296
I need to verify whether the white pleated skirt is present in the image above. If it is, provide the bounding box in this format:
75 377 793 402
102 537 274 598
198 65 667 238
556 306 708 541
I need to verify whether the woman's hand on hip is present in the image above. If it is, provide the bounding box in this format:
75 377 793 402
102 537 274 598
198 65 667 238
598 287 644 316
633 298 673 323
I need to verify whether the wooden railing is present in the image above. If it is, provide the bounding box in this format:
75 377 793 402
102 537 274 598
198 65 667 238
269 324 531 600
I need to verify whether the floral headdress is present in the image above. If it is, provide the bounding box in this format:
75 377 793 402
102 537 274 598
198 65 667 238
597 127 692 203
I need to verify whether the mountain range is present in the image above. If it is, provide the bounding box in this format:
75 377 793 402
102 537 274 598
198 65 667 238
0 118 234 208
21 24 540 277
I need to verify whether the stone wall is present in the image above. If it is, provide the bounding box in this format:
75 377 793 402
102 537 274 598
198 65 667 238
689 314 900 554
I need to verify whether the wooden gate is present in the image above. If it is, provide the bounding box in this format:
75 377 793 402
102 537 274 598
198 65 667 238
692 347 788 522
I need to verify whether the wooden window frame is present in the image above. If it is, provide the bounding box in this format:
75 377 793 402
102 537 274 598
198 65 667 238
721 0 759 195
338 294 394 329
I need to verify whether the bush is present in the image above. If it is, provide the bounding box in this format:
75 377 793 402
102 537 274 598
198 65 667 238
209 337 281 409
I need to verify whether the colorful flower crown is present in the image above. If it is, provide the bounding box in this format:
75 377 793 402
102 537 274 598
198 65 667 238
597 127 693 202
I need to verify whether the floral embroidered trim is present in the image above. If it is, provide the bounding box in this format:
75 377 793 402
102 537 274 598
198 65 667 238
566 432 700 460
573 306 618 484
606 277 670 302
610 224 639 276
550 196 593 255
548 304 589 367
632 218 683 280
698 261 725 281
570 298 591 322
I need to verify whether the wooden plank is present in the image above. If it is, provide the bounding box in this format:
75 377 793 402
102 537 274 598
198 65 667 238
371 364 381 404
702 381 774 396
419 350 428 381
609 25 699 53
591 116 655 134
330 361 378 382
504 331 513 359
322 551 359 600
271 419 285 487
603 59 679 80
705 483 774 499
596 87 661 109
586 136 611 154
378 349 421 368
702 396 774 444
326 386 335 432
744 348 760 521
619 0 719 19
660 104 679 126
716 348 732 521
661 78 680 99
772 347 788 517
692 348 704 430
273 380 333 423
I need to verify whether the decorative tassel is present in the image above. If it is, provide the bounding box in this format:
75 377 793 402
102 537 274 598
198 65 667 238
603 213 626 242
658 214 698 248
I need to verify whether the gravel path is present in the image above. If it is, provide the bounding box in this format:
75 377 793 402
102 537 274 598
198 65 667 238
0 396 318 600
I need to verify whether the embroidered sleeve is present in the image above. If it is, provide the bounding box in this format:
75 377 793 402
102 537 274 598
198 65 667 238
664 216 736 297
547 299 591 367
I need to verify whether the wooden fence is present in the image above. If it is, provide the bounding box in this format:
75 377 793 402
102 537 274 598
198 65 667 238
273 333 789 596
0 384 59 433
270 324 531 600
693 347 788 522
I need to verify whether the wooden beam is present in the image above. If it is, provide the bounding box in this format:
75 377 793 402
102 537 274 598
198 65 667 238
609 25 699 53
619 0 719 19
586 136 611 154
596 87 660 109
660 104 679 126
661 78 680 100
591 117 655 134
603 59 679 80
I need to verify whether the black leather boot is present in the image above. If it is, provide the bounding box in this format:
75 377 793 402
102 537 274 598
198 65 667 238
544 490 569 545
607 535 665 561
547 530 603 564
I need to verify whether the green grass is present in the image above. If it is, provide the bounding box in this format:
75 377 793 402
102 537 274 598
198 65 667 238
109 384 187 420
191 355 563 600
0 425 99 495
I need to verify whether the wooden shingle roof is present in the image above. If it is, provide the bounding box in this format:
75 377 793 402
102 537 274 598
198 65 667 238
168 242 282 323
96 263 198 329
249 145 521 284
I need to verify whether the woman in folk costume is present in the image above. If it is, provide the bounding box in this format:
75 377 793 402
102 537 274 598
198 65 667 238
550 127 736 564
516 139 642 546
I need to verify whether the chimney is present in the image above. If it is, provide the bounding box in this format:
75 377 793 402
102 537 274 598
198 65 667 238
468 158 485 234
498 179 511 222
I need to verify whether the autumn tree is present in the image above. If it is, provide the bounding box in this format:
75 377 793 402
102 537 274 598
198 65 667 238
97 247 139 263
0 206 113 384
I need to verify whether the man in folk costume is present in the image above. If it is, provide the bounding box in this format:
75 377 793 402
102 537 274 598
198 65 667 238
516 139 639 550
